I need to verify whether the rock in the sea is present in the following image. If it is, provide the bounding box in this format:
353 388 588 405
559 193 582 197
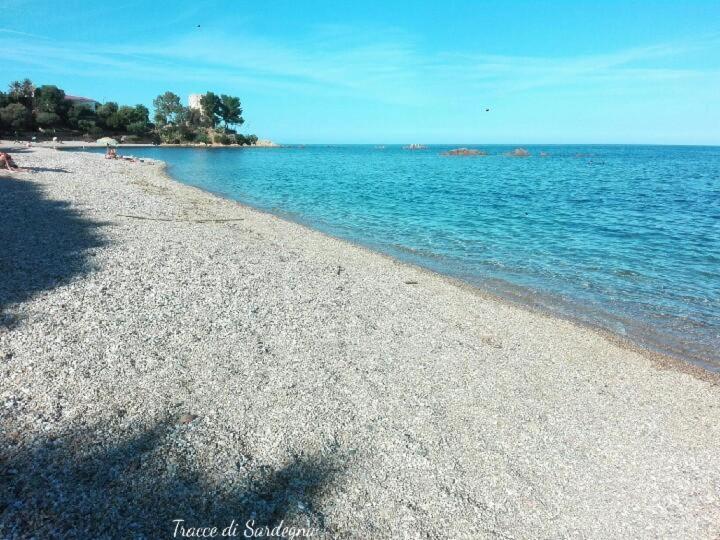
403 144 427 150
253 139 279 147
507 147 530 157
442 148 487 156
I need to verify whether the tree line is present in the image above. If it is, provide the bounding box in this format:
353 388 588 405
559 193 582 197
0 79 258 145
152 91 256 145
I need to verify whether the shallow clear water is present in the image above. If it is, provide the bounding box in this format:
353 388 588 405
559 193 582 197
84 145 720 368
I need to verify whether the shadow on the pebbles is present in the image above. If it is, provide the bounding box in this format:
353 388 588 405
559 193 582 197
0 176 106 326
25 167 71 173
0 148 33 154
0 420 343 538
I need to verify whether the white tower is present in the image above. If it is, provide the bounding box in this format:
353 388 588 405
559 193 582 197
188 94 203 110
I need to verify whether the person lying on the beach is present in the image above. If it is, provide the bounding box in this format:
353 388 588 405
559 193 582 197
105 147 143 163
0 152 30 173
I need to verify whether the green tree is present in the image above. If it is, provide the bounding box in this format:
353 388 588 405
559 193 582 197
96 102 119 129
8 79 35 107
183 106 203 128
80 120 103 138
35 111 61 127
67 104 97 129
127 121 148 135
0 103 33 130
108 104 149 131
159 127 183 144
33 85 67 115
77 119 97 134
133 104 150 125
116 106 134 129
199 92 222 127
194 131 211 144
105 112 124 130
214 133 233 145
219 94 243 129
235 134 258 146
152 91 183 126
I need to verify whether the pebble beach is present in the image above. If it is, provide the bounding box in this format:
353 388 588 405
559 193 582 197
1 145 719 538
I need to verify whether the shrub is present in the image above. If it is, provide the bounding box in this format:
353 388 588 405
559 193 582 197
78 119 103 138
236 134 258 146
160 128 182 144
77 119 96 133
104 112 124 131
35 111 61 127
127 121 148 135
180 128 196 142
67 105 97 129
194 131 211 144
214 133 233 145
77 120 103 138
0 103 32 130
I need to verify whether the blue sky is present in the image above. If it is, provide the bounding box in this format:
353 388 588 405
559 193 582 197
3 0 720 144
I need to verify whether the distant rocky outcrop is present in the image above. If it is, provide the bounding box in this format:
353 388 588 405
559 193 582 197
252 139 279 147
507 147 530 157
442 148 488 156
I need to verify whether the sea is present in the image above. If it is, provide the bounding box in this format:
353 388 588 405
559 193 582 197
81 144 720 370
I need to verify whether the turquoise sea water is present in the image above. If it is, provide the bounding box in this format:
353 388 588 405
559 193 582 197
84 145 720 369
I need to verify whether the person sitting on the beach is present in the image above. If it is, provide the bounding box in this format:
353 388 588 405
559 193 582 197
0 152 31 173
